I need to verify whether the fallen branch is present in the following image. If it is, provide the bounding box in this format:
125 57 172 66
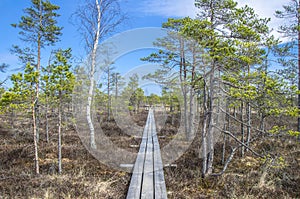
213 125 264 158
219 107 266 135
211 146 239 176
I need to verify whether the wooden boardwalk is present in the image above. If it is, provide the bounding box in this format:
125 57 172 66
126 109 168 199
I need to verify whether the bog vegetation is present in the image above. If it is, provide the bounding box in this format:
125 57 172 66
0 0 299 198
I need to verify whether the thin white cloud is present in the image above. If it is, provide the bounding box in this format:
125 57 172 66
236 0 286 20
139 0 290 40
236 0 288 40
139 0 287 19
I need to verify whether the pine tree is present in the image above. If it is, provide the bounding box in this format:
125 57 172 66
110 72 125 115
181 0 270 177
275 0 300 131
11 0 62 174
100 46 116 121
142 17 202 141
49 48 75 174
0 68 34 128
121 74 140 112
0 63 9 86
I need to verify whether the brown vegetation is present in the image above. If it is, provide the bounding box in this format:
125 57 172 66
0 110 299 198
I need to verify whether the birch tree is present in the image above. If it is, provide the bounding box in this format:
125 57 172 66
73 0 124 149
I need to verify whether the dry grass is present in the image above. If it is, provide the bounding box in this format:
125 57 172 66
0 120 130 198
0 110 299 198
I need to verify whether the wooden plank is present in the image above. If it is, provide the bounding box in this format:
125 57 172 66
151 111 168 199
153 141 167 198
141 118 154 198
127 109 168 199
126 113 151 199
129 144 140 148
120 164 134 168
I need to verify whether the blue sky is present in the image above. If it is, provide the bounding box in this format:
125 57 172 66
0 0 289 92
0 0 170 69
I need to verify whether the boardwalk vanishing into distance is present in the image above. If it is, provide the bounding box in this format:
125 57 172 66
126 109 168 199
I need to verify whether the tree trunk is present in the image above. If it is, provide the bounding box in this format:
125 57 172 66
10 109 15 129
222 131 227 165
32 100 39 175
233 107 237 118
107 66 111 121
188 48 197 141
36 0 42 143
240 101 244 157
182 79 188 138
260 113 265 132
206 71 215 175
202 117 208 178
180 39 188 139
31 2 42 175
115 73 118 115
36 101 40 142
202 83 208 178
86 0 102 150
222 102 230 165
246 102 251 151
58 92 62 174
46 93 49 143
189 88 195 141
87 78 96 149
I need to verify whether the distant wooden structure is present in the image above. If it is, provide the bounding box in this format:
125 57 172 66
126 109 168 199
143 105 150 111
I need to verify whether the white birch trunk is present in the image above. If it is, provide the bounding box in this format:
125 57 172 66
87 0 102 150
